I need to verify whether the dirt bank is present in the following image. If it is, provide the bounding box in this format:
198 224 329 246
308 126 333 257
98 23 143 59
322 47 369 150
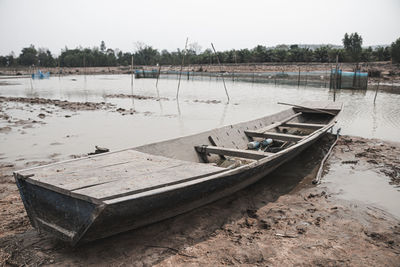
0 135 399 266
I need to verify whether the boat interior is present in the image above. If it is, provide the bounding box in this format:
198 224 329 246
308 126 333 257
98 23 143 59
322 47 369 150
194 111 336 168
135 102 342 169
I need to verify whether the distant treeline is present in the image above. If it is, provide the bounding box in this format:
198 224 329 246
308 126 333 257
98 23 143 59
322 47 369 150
1 34 399 68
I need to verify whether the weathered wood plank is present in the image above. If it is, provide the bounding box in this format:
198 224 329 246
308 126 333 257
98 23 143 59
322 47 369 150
257 112 303 133
278 102 339 115
283 122 325 129
244 131 305 142
20 150 224 192
72 162 226 201
195 145 273 160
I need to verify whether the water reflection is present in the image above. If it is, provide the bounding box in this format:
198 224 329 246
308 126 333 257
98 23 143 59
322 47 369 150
219 103 229 127
176 99 184 136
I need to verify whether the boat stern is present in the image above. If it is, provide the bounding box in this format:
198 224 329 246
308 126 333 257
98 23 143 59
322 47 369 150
14 172 104 245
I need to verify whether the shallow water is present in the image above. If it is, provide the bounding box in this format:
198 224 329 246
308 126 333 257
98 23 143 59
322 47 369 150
0 74 399 163
323 166 400 219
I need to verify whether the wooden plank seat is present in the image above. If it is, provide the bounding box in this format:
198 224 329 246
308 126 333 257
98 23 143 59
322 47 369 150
283 122 326 129
255 112 302 133
244 131 305 142
243 112 324 142
195 145 273 160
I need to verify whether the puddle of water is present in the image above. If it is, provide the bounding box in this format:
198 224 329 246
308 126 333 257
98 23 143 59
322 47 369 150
322 165 400 218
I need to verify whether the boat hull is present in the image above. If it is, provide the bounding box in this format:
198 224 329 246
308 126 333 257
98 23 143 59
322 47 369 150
17 132 318 244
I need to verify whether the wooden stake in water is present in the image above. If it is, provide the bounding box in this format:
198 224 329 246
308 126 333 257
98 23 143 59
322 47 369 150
176 37 189 100
155 64 161 88
83 54 86 76
333 55 339 102
297 67 301 87
58 58 60 77
305 68 308 87
373 81 380 104
211 43 230 103
131 55 134 86
232 50 237 82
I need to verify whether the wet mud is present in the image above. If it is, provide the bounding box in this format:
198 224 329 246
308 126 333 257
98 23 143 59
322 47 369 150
0 96 115 111
105 94 168 101
336 137 400 185
191 99 222 104
105 94 223 105
0 96 224 124
0 135 399 266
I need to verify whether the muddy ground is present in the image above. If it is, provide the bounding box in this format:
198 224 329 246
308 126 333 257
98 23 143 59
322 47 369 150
0 96 115 111
0 134 399 266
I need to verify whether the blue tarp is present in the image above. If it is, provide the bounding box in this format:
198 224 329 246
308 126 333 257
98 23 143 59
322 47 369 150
32 70 50 79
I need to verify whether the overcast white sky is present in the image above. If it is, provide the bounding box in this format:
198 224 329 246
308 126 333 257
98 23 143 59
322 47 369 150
0 0 399 56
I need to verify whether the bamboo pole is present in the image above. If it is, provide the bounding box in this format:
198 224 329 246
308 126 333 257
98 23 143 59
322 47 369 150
83 54 86 76
232 50 237 82
58 58 60 77
131 55 134 86
373 81 380 104
305 68 308 87
211 43 230 103
155 64 161 88
176 37 189 100
297 67 300 87
333 55 339 101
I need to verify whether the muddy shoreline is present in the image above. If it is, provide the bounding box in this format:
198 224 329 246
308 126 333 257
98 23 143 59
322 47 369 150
0 135 399 266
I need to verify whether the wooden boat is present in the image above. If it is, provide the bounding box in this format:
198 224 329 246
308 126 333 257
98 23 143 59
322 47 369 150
14 101 342 245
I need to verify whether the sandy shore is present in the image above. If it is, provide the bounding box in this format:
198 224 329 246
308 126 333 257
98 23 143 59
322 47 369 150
0 134 399 266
